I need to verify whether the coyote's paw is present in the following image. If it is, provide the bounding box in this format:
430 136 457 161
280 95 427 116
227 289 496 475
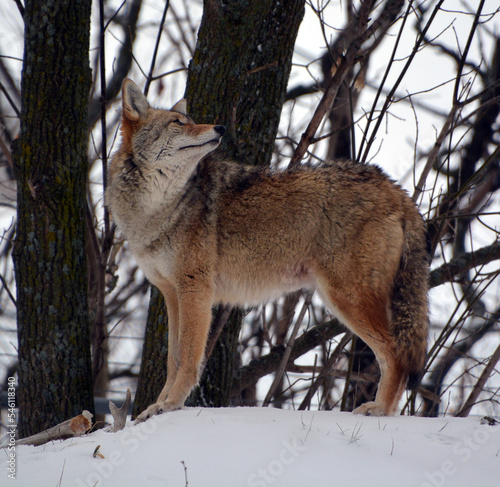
134 401 181 423
134 403 161 423
353 401 388 416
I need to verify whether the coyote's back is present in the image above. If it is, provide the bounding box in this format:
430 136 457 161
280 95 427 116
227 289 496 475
107 80 429 421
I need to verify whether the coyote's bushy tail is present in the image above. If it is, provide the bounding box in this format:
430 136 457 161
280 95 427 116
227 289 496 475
391 203 430 390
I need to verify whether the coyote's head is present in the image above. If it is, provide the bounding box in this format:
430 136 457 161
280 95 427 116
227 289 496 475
118 79 225 174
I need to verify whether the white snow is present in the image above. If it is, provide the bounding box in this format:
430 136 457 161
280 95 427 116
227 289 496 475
3 407 499 487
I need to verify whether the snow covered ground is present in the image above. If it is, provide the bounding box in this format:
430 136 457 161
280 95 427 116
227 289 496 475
3 407 499 487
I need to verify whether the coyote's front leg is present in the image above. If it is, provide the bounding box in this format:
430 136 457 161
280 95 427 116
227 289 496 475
135 282 214 422
157 283 181 402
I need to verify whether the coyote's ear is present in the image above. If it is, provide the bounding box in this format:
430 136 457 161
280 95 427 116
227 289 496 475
171 98 187 116
122 79 149 122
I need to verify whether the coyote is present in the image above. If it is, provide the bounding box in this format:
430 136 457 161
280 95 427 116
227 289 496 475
107 79 429 421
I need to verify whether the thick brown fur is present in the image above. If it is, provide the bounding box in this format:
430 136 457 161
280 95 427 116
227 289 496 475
106 79 429 421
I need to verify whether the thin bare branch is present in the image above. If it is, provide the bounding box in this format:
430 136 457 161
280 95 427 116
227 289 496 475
231 317 345 399
298 332 352 410
0 272 16 306
452 0 486 105
0 80 20 118
359 0 446 163
144 0 170 96
456 342 500 417
429 240 500 288
88 0 143 128
289 0 373 167
263 292 313 406
412 103 459 202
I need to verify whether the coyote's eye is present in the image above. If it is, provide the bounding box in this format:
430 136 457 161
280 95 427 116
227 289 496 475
174 119 184 126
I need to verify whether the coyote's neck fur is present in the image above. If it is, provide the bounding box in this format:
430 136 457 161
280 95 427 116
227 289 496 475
113 148 201 214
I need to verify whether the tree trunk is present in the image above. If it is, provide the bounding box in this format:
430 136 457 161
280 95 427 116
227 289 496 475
134 0 305 413
185 0 305 166
132 286 168 418
12 0 94 437
186 308 244 407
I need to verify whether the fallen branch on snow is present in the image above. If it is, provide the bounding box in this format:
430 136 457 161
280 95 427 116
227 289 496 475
12 410 93 447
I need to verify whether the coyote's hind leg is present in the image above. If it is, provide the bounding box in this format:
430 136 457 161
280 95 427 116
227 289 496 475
321 284 405 416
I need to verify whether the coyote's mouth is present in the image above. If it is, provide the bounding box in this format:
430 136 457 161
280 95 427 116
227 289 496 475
179 138 221 151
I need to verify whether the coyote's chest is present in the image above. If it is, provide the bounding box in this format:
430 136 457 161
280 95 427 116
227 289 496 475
111 199 179 284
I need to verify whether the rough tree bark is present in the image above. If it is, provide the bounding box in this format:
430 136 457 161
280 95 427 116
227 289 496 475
12 0 94 437
132 286 169 418
133 0 305 415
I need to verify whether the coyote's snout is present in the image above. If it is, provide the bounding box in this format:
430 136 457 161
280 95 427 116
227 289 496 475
107 79 429 421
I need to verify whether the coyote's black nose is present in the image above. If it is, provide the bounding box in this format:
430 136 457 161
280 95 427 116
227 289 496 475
214 125 225 136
